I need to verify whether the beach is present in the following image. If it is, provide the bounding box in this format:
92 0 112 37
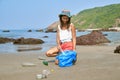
0 45 120 80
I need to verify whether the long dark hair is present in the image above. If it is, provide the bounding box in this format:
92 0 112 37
59 15 71 30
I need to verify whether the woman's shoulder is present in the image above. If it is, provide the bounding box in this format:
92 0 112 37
70 23 74 26
70 23 75 29
57 24 61 31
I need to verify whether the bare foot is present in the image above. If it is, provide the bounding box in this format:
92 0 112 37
55 59 58 65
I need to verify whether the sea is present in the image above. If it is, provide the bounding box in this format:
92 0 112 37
0 30 120 54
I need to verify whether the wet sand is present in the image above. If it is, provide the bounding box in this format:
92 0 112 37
0 45 120 80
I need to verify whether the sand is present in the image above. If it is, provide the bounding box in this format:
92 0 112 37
0 45 120 80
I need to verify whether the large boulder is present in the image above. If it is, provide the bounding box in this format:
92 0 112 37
114 45 120 53
13 37 44 44
0 37 15 43
76 30 110 45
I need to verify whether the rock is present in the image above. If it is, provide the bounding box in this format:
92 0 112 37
17 47 42 52
77 29 85 32
100 28 117 31
2 30 10 32
114 45 120 53
0 37 15 43
28 30 32 32
45 21 59 33
103 34 108 36
36 29 44 32
76 30 110 45
45 29 57 33
47 21 59 31
0 37 44 44
13 37 44 44
43 36 48 38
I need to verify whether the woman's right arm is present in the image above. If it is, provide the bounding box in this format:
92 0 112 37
56 27 61 50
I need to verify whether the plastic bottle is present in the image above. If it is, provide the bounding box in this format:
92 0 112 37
42 69 50 76
36 70 50 80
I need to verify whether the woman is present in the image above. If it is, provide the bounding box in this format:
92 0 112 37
46 10 76 64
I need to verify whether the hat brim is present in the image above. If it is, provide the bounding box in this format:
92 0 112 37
59 14 71 18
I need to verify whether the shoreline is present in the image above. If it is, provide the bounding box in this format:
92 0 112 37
0 45 120 80
0 41 119 54
0 31 120 53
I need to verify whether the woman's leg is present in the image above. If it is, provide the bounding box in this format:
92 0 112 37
46 46 59 57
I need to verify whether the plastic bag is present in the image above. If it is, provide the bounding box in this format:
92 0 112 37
56 50 77 67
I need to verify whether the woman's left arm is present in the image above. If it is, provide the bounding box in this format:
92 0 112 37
71 23 76 51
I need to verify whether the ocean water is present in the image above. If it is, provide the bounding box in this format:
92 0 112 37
0 30 120 53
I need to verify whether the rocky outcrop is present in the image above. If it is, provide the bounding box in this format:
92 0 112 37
47 21 59 30
13 37 44 44
45 21 59 32
0 37 15 43
114 45 120 53
76 30 110 45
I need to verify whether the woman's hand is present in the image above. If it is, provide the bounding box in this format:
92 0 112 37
73 48 76 51
57 44 61 50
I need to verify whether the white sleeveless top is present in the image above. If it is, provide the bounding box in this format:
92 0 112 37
58 24 72 43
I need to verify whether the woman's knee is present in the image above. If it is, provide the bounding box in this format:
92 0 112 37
45 51 51 57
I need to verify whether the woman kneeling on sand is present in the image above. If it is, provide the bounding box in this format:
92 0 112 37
45 10 76 65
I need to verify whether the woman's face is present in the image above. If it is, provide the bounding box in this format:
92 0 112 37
61 15 69 23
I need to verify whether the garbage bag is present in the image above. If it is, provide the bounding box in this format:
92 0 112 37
56 50 77 67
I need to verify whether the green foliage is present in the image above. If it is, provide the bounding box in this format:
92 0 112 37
71 3 120 29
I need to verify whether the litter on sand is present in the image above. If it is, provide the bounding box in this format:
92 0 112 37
38 56 46 60
21 62 36 67
36 74 47 79
42 60 48 66
36 69 51 79
42 59 55 66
